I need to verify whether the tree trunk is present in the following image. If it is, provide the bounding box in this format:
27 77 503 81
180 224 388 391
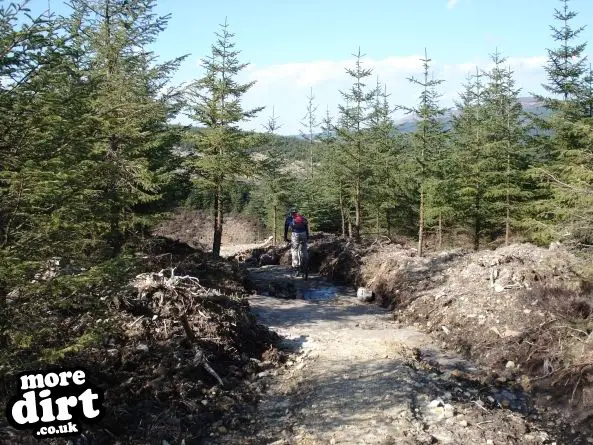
505 204 510 246
376 209 380 241
348 211 353 239
108 136 123 257
310 142 313 179
438 211 442 250
505 144 511 246
212 182 223 257
273 204 277 244
386 208 391 238
339 189 346 237
418 186 424 257
353 180 361 241
474 187 480 251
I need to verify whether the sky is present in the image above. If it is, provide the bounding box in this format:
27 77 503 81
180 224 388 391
28 0 593 134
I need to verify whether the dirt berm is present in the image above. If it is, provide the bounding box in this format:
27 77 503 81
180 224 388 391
305 237 593 431
0 237 281 445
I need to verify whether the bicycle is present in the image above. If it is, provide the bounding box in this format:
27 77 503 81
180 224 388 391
294 238 309 281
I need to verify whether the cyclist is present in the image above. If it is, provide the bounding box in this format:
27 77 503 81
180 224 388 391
284 207 310 277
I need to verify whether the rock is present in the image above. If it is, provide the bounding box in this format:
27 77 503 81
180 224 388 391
549 241 562 250
357 287 374 302
443 403 455 418
428 399 444 408
459 419 468 427
505 360 516 369
431 432 454 444
259 253 276 266
136 343 149 352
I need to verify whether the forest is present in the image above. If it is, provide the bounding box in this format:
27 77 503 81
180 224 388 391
1 0 593 415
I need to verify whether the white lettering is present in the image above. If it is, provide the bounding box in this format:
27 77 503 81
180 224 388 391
20 374 44 390
11 391 39 424
78 388 100 418
44 373 59 388
72 370 85 385
58 371 72 386
54 396 77 421
39 389 55 422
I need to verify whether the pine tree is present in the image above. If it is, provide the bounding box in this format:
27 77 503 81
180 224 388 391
300 87 319 179
62 0 186 257
316 106 349 236
543 0 587 104
335 48 378 240
451 69 488 250
367 79 399 239
0 1 62 271
531 0 593 244
185 19 263 257
482 50 529 245
261 107 290 243
403 48 447 256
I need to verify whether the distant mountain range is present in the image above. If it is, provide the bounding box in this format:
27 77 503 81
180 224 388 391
393 96 547 133
289 96 547 138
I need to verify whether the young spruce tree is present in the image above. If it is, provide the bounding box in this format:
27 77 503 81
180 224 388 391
404 49 447 256
185 19 263 257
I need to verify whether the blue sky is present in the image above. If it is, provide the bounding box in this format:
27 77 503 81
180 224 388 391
29 0 593 134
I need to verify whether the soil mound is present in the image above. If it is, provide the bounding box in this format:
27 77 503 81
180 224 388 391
0 237 279 445
347 241 593 429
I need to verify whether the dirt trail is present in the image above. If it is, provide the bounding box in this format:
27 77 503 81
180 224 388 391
218 266 563 445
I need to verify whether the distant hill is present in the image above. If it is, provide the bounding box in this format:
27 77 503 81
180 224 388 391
394 96 548 133
286 97 548 138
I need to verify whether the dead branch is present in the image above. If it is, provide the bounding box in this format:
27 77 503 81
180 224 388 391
541 170 593 196
180 314 224 387
192 346 224 387
180 314 196 342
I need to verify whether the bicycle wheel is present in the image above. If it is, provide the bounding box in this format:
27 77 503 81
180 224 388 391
300 242 309 280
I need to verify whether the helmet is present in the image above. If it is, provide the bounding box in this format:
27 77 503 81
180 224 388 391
289 207 298 214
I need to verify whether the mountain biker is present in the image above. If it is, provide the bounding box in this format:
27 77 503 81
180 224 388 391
284 207 310 276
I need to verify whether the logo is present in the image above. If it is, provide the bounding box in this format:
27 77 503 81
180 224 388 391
5 368 105 438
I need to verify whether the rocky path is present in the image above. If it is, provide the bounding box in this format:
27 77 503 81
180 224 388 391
218 266 560 445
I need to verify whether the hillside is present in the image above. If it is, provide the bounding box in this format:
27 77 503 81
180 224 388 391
394 96 548 133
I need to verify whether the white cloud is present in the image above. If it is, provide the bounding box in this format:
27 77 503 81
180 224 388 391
447 0 460 9
231 54 548 135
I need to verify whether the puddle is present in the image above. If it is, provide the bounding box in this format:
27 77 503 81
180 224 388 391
301 286 340 301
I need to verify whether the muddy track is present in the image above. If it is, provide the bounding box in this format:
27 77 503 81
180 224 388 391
217 266 575 445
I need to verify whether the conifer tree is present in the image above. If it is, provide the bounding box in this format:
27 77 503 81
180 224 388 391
532 0 593 244
0 1 62 269
451 69 488 250
543 0 587 104
300 87 319 179
261 107 290 243
335 48 378 240
482 50 529 245
63 0 186 257
403 49 447 256
367 80 399 238
316 106 349 236
185 19 263 257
